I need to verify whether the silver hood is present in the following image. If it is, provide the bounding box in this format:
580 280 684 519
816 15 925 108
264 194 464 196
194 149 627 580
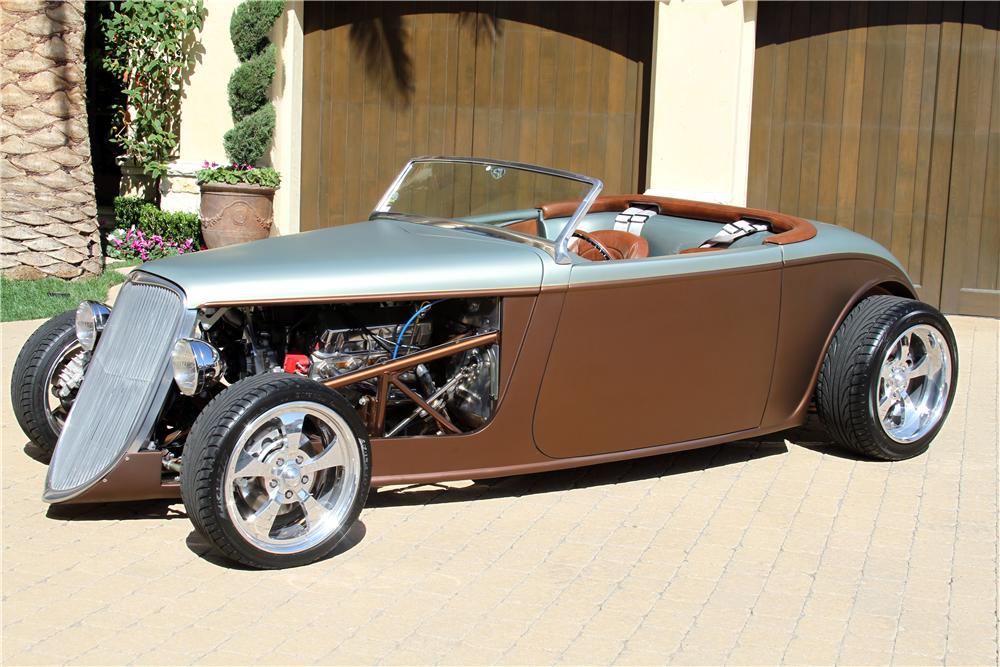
143 218 548 307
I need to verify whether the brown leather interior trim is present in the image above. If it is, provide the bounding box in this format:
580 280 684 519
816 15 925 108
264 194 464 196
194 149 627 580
540 194 817 245
59 451 180 504
678 246 721 254
568 229 649 260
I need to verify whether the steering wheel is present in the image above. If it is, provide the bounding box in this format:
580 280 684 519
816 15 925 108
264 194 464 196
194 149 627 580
571 230 613 261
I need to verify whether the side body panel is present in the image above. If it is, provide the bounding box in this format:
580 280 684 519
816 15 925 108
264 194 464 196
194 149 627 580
762 254 917 428
533 251 783 458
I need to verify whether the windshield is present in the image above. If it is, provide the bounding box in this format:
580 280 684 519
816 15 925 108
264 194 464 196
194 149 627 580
374 157 602 264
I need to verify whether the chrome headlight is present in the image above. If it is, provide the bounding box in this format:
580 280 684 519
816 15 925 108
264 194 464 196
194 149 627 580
171 338 224 396
75 301 111 351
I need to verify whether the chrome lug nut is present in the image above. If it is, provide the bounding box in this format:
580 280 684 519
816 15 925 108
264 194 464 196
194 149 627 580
301 475 309 484
269 479 277 488
295 455 303 464
285 490 293 499
276 458 284 466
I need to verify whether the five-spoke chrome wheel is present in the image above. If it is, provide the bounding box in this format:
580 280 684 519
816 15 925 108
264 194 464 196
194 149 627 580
225 402 362 554
817 295 958 461
875 324 952 444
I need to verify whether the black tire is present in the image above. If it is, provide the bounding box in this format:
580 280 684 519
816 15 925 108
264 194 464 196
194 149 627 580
816 295 958 460
10 310 82 462
180 373 371 569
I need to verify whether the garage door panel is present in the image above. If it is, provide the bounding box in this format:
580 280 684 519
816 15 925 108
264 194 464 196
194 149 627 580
302 2 652 232
749 1 998 316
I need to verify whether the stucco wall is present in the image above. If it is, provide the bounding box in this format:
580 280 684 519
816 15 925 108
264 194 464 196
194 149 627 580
177 0 240 165
645 0 757 205
168 0 302 237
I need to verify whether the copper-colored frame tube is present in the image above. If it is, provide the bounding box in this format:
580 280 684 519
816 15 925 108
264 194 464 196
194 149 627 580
322 331 499 390
322 331 499 436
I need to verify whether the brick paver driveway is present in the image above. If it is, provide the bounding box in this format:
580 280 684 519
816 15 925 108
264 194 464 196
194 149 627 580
2 314 997 666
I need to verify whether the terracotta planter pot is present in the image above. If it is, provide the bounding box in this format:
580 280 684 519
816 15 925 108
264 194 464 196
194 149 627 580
199 182 276 248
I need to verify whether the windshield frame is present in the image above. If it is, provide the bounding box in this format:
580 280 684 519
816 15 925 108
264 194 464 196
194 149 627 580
373 156 603 265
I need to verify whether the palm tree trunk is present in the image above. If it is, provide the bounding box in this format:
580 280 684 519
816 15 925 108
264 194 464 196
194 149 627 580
1 0 102 279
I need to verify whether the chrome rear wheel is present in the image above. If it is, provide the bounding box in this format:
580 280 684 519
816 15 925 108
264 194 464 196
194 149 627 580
876 324 952 444
816 295 958 461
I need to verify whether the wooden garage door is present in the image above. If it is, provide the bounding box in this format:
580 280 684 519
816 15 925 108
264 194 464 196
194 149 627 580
301 1 653 231
748 2 999 316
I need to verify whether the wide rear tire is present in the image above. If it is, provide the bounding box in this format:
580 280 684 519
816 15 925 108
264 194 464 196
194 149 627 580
816 295 958 460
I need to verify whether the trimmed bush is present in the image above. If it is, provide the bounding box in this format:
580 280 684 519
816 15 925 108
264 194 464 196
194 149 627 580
228 44 276 121
137 203 202 246
223 104 276 167
113 195 145 231
230 0 284 62
222 0 283 168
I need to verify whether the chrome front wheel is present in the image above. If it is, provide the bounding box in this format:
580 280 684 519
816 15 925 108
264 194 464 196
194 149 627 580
225 402 362 555
181 374 371 569
44 339 85 433
10 309 84 461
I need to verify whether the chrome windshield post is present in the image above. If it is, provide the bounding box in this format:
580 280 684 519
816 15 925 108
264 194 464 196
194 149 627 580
552 178 603 265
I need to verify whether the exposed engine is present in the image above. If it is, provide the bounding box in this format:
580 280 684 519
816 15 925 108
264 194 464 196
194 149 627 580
194 297 501 438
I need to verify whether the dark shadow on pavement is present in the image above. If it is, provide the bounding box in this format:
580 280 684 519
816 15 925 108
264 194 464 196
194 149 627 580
184 519 367 570
46 498 187 521
369 438 794 509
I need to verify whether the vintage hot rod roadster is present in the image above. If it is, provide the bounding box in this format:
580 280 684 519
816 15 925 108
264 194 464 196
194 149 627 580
12 157 958 568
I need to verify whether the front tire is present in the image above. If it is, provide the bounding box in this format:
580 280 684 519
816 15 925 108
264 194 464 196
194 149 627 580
181 373 371 569
10 310 86 462
816 295 958 460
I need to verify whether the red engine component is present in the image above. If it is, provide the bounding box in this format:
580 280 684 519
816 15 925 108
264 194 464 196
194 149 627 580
283 354 310 375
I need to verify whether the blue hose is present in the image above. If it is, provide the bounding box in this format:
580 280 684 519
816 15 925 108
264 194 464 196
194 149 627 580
392 300 445 359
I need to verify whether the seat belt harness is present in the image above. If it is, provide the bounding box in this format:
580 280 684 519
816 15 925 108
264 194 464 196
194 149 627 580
698 219 771 249
614 206 657 235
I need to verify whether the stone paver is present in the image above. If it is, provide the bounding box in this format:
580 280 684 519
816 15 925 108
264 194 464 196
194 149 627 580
2 315 998 665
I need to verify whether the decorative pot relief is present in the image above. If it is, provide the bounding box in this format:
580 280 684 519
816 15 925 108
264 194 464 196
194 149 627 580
199 184 276 248
202 201 272 231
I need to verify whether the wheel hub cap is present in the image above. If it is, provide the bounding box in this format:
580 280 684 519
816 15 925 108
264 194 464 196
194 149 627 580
224 403 362 554
876 324 952 444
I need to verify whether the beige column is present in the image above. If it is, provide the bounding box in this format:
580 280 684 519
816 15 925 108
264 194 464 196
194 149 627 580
269 1 303 237
167 0 304 237
645 0 757 206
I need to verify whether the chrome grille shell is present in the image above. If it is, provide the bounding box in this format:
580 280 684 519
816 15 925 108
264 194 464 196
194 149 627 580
44 274 195 502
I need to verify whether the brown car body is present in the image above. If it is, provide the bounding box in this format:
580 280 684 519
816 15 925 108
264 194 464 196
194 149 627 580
65 193 915 504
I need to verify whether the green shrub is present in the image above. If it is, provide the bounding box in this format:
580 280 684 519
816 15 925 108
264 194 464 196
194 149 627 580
228 44 276 121
113 195 145 231
223 104 275 166
197 164 281 188
230 0 284 62
136 203 202 245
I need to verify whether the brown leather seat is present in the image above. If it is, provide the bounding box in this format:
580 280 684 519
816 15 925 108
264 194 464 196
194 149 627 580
568 229 649 261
